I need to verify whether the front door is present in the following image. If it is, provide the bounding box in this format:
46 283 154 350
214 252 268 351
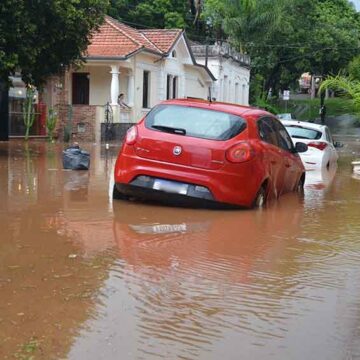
272 118 302 192
257 117 285 198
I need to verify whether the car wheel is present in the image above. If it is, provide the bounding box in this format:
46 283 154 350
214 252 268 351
296 175 305 193
253 186 266 209
112 184 128 200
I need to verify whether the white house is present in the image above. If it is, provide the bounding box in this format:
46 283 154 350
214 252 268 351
41 17 252 142
43 16 216 142
192 43 251 106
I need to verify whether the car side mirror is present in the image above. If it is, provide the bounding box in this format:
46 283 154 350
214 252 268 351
295 142 308 153
334 141 343 148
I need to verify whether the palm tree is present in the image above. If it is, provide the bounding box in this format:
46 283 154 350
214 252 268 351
320 75 360 112
224 0 288 53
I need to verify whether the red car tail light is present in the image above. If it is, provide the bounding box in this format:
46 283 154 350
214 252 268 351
125 126 138 145
308 141 327 151
226 142 255 163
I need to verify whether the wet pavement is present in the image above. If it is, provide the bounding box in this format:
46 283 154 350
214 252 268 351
0 140 360 359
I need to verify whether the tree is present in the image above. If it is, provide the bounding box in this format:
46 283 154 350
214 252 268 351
107 0 209 36
348 56 360 81
203 0 360 101
320 75 360 112
0 0 108 140
109 0 188 29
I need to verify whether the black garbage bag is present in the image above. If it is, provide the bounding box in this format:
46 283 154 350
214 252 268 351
62 145 90 170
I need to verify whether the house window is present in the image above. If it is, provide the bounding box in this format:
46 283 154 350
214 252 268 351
166 75 171 100
72 73 89 105
172 50 177 58
143 71 150 108
166 75 178 100
235 83 239 104
172 76 178 98
223 75 228 102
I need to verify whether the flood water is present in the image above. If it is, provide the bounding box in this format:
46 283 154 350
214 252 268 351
1 140 360 360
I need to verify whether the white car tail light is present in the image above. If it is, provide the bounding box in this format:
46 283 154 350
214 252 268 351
308 141 328 151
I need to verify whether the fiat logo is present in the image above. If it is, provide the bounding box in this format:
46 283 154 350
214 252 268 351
173 146 182 156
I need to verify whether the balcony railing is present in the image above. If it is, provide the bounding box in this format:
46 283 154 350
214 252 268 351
191 44 251 66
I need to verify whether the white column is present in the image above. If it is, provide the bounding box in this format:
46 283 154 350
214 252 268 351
110 65 120 105
158 68 166 101
127 72 135 107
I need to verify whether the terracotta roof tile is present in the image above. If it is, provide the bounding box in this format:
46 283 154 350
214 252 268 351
140 29 183 53
87 21 141 57
105 17 161 53
86 16 182 58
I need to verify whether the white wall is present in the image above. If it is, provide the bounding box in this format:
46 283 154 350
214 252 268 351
67 38 215 127
184 67 209 99
197 57 250 105
71 65 111 106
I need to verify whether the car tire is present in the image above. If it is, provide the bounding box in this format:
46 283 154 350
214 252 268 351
253 186 266 209
112 184 128 200
296 175 305 193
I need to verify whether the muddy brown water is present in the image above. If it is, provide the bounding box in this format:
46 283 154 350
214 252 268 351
0 140 360 360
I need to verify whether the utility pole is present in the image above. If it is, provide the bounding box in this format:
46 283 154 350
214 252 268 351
310 75 316 100
0 80 9 141
320 89 326 124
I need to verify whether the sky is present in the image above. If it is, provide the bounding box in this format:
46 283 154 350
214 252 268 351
351 0 360 10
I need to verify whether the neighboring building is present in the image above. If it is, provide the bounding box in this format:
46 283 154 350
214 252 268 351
43 16 216 142
192 43 251 106
7 76 46 138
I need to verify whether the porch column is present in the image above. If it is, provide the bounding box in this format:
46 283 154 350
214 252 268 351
127 72 135 107
110 65 120 105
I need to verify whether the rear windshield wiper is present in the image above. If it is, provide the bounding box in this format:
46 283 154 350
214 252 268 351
151 125 186 135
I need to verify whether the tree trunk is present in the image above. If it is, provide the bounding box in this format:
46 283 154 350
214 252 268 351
264 63 281 97
0 79 9 141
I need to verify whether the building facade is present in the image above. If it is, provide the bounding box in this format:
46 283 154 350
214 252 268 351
43 16 215 142
192 43 251 106
37 17 252 143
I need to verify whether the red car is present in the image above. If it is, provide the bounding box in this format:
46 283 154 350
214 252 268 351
113 99 307 208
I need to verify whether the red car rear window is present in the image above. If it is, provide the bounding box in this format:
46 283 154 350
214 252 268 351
145 104 247 141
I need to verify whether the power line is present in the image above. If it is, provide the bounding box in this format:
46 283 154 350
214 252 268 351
119 20 360 51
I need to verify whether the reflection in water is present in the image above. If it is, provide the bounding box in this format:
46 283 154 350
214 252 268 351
305 164 337 190
0 141 117 359
1 141 360 360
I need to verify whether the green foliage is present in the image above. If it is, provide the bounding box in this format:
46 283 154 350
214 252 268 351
203 0 360 98
46 108 58 142
348 56 360 81
109 0 188 29
23 87 36 141
108 0 208 37
252 96 280 115
320 75 360 113
276 98 359 121
0 0 108 86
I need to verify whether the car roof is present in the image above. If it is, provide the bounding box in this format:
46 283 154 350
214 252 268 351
281 119 325 131
159 98 272 119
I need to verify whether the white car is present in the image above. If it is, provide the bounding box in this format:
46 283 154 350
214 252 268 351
277 113 293 121
282 120 338 170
